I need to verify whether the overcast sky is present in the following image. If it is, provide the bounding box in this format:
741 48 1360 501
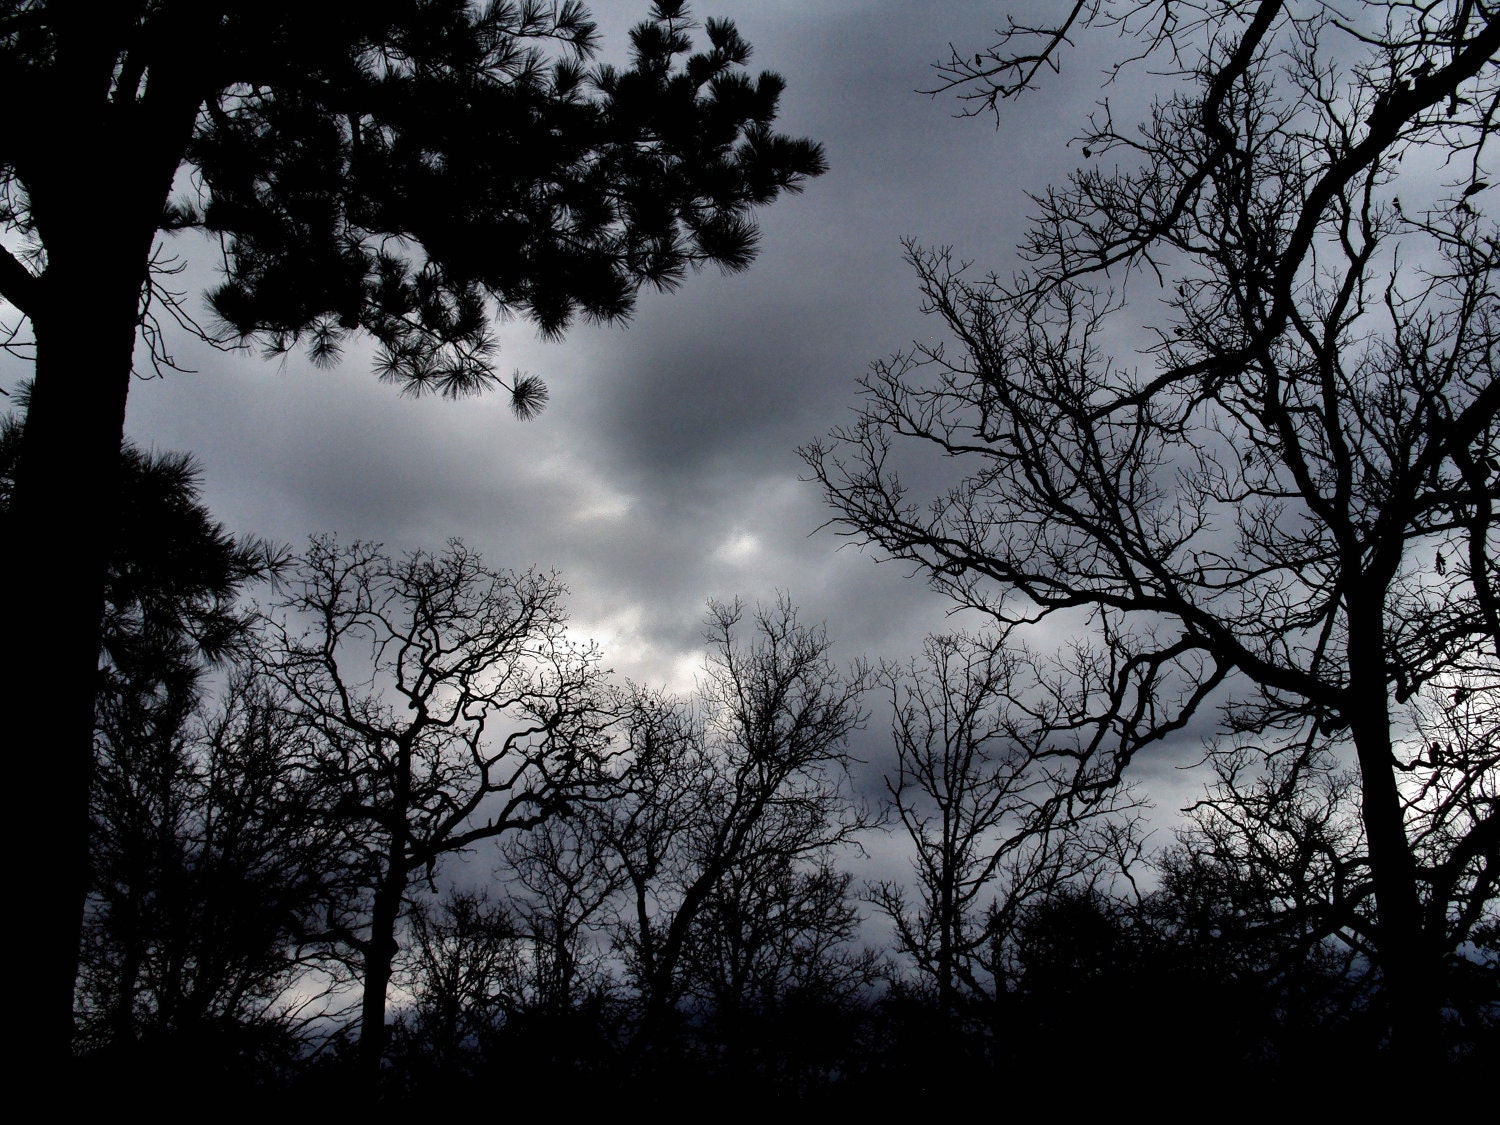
7 2 1210 847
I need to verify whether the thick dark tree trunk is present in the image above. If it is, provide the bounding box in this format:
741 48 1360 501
2 24 203 1055
11 247 146 1064
357 738 414 1086
358 856 407 1084
1345 607 1442 1065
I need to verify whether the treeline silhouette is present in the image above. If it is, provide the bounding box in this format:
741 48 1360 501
32 420 1491 1109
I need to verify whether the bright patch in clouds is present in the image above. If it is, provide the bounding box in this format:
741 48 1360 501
571 488 635 522
568 603 700 694
712 528 760 565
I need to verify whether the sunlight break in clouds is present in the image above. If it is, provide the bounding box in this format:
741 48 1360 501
711 528 761 566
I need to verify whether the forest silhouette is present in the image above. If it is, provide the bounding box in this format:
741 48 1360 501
1 0 1495 1107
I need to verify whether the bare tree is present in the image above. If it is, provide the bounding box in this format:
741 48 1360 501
678 851 881 1095
803 0 1499 1058
497 814 625 1019
259 536 615 1078
1131 751 1400 1062
593 598 872 1047
1154 672 1497 1024
681 852 880 1019
1168 746 1371 976
871 633 1144 1016
81 666 349 1059
396 889 522 1066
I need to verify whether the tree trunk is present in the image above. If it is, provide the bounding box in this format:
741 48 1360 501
1345 605 1441 1064
109 892 146 1045
3 17 206 1061
358 854 408 1083
10 243 148 1064
358 736 415 1085
937 863 956 1016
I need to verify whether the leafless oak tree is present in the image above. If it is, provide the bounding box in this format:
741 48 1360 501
592 598 872 1046
804 0 1499 1058
497 814 625 1018
871 633 1144 1016
259 536 615 1077
397 889 521 1064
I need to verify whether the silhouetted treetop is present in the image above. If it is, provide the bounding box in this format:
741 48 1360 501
2 0 826 402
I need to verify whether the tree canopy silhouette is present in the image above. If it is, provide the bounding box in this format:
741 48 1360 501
804 0 1498 1063
585 598 872 1049
0 0 826 1057
256 536 615 1079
